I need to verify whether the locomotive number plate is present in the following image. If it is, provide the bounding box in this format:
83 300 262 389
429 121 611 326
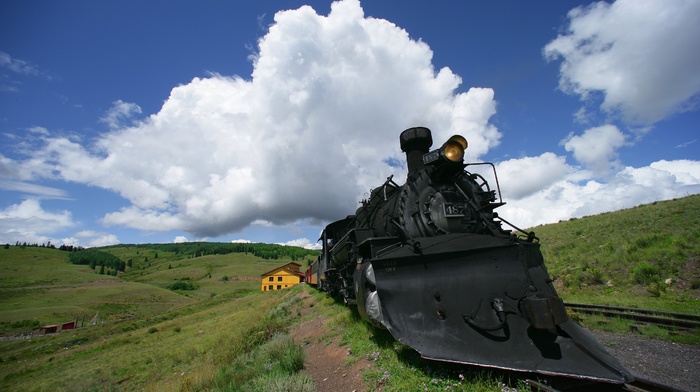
443 203 467 217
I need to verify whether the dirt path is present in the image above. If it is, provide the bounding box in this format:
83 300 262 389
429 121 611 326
290 292 375 392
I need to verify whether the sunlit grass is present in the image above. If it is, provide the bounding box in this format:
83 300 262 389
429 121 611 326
535 195 700 297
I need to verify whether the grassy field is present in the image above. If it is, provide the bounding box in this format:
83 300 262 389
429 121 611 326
533 195 699 309
529 195 700 343
538 195 700 286
0 247 192 331
0 195 698 390
0 245 314 391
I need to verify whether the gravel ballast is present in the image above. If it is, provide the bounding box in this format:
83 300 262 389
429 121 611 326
590 330 699 392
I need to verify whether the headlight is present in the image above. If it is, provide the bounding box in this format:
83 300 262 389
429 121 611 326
447 135 468 150
422 134 468 165
442 140 464 162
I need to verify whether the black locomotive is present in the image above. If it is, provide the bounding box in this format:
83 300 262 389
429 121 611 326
306 127 632 383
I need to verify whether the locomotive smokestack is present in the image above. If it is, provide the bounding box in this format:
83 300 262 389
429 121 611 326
400 127 433 174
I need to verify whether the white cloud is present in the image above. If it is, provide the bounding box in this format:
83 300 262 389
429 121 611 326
74 230 120 248
6 0 699 246
0 180 68 198
561 124 626 176
100 100 143 130
544 0 700 124
173 235 189 243
494 153 570 200
19 0 500 239
499 159 700 230
0 51 50 91
28 126 50 136
0 199 119 247
279 237 321 250
0 51 41 76
0 199 74 245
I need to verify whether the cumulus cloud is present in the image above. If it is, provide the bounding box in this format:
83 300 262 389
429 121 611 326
498 159 700 229
561 124 626 176
0 199 122 247
0 199 74 245
74 230 120 248
544 0 700 124
18 0 500 239
494 153 570 200
4 0 699 246
280 237 321 250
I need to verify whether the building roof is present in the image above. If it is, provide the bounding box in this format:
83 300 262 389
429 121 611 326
260 262 303 277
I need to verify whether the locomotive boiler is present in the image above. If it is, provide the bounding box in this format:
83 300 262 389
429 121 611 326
308 127 632 383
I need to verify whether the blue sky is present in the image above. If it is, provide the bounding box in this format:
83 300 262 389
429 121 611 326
1 0 699 248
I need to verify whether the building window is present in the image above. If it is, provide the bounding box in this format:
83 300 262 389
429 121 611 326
277 285 281 290
277 276 282 282
284 285 288 288
268 277 273 282
268 285 273 290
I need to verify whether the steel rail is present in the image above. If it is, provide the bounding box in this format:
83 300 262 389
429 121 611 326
565 303 700 322
525 373 689 392
564 303 700 330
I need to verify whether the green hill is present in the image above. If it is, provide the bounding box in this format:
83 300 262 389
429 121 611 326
0 244 317 391
531 194 699 313
0 196 698 390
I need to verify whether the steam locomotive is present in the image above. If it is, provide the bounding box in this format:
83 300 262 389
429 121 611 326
306 127 632 383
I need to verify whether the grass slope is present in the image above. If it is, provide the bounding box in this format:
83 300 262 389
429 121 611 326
0 247 190 331
530 194 700 313
1 196 698 390
0 244 315 391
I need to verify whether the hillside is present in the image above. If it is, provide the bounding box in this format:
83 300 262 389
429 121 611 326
0 244 318 391
531 194 700 312
0 196 698 390
0 247 193 333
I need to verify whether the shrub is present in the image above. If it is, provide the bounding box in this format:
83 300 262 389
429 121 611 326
167 280 198 291
632 262 660 285
646 281 666 297
582 267 604 285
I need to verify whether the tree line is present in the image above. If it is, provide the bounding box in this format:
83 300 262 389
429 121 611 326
4 241 85 252
67 249 127 276
103 242 318 261
4 242 84 252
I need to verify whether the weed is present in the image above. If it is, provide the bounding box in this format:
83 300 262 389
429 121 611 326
244 372 314 392
645 281 666 297
632 262 660 285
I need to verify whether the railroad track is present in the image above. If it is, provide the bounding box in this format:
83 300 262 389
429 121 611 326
564 302 700 331
526 374 689 392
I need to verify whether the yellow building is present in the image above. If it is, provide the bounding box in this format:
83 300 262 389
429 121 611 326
261 262 304 291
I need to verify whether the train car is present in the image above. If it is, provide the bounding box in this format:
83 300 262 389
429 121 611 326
305 255 321 287
317 127 633 384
